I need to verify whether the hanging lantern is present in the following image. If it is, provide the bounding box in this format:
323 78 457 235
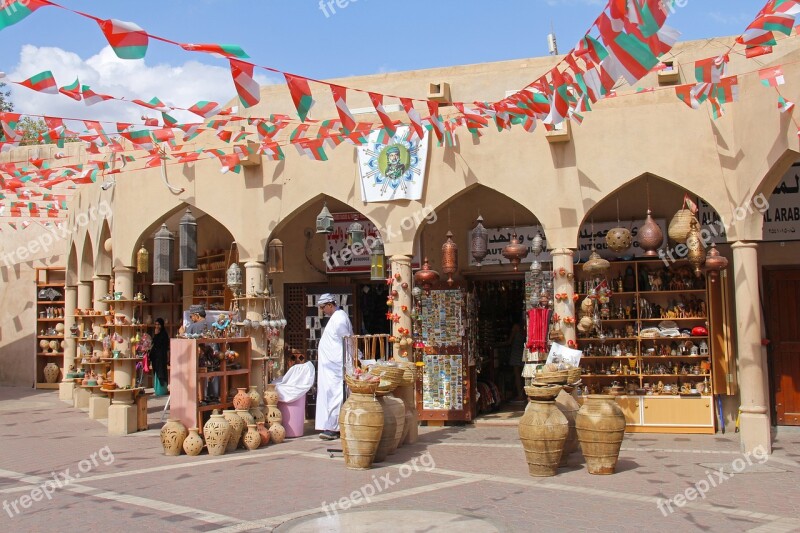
470 215 489 267
226 262 243 297
441 231 458 286
346 222 365 247
583 250 610 276
414 257 440 293
703 243 728 283
178 207 198 271
502 232 527 271
136 242 149 274
639 209 663 257
529 259 542 279
152 224 174 285
685 218 705 277
606 227 632 253
267 238 284 274
369 237 386 281
531 230 544 256
316 202 334 234
412 286 423 299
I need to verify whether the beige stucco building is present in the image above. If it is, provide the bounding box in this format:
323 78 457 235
2 35 799 451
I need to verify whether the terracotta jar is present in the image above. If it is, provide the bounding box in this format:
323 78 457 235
249 407 266 425
236 409 256 448
263 384 279 406
183 428 204 456
519 399 568 477
339 392 384 470
233 388 252 410
222 410 244 453
268 422 286 444
203 410 231 456
160 419 189 456
575 395 626 475
243 424 261 451
43 362 60 384
555 389 581 466
266 405 282 427
373 394 405 463
256 421 271 447
247 386 262 408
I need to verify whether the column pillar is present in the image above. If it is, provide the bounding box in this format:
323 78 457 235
107 266 137 435
390 255 413 359
88 275 112 419
731 242 772 454
73 281 93 409
244 261 268 394
550 248 576 347
60 285 78 402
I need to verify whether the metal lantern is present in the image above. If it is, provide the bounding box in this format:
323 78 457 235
529 259 542 278
178 207 198 271
441 231 458 286
152 224 174 285
268 238 284 274
470 215 489 267
414 257 440 293
412 286 423 299
703 243 729 283
346 222 365 247
226 262 243 297
606 227 632 253
639 209 664 257
583 250 610 275
531 230 544 256
502 232 528 271
685 217 705 277
369 237 386 281
316 202 334 234
136 242 149 274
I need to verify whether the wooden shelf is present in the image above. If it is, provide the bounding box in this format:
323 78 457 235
37 352 64 357
640 317 707 322
640 374 710 378
37 335 64 339
639 290 706 295
100 357 140 361
38 300 65 304
37 318 64 322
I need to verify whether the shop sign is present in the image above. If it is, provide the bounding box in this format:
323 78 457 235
762 163 800 241
325 212 421 273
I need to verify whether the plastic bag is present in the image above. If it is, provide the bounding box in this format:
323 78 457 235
274 361 315 403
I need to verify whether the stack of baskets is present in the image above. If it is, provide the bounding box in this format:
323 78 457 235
396 361 417 387
368 364 405 393
534 364 582 386
345 374 379 395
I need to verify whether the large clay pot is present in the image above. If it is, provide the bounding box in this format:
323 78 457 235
518 400 568 477
243 424 261 451
373 394 405 463
555 389 581 466
339 392 384 470
576 395 626 475
268 422 286 444
43 362 60 384
222 410 244 453
233 388 252 410
395 384 418 445
266 405 282 427
257 421 271 447
263 384 279 406
236 409 256 448
183 428 204 456
248 386 262 408
160 419 188 456
203 410 231 456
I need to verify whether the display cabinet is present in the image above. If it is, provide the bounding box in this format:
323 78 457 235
189 252 230 311
169 337 251 433
34 267 65 389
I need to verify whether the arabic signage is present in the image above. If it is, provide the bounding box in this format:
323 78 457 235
325 213 421 274
467 220 668 267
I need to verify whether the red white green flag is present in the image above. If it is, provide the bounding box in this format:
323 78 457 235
98 19 149 60
0 0 49 31
711 76 739 104
81 85 113 106
778 95 795 113
425 101 444 143
400 98 424 140
294 138 328 161
58 78 81 101
230 59 260 108
132 96 169 112
19 70 57 94
330 85 356 134
180 43 249 59
188 101 222 118
605 32 659 84
284 74 314 122
695 55 728 84
369 92 396 137
675 82 712 109
759 66 786 86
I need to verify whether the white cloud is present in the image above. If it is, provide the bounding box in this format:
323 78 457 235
707 11 751 26
7 44 278 127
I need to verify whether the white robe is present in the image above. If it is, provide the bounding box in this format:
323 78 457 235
315 308 352 431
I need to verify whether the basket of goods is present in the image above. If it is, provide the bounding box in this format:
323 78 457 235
375 379 396 396
345 369 380 394
395 361 417 386
534 363 571 385
567 367 582 384
101 381 117 391
368 363 405 387
524 384 562 401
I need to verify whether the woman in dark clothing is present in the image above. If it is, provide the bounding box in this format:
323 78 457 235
150 318 170 396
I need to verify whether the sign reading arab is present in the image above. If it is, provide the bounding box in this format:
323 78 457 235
358 126 429 202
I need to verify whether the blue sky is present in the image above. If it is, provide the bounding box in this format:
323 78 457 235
0 0 765 122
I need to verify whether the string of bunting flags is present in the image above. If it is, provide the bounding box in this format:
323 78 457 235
1 0 799 220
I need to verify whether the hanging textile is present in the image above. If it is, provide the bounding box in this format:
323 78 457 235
526 307 550 353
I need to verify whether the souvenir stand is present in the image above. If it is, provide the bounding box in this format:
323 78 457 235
413 284 477 424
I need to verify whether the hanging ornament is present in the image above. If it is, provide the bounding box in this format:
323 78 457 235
531 229 544 256
441 231 458 286
178 207 198 271
703 243 729 283
502 232 527 271
529 259 542 278
414 257 440 293
470 215 489 267
136 242 149 274
668 193 698 244
685 217 705 277
640 180 663 257
152 224 174 285
583 250 610 276
606 197 631 253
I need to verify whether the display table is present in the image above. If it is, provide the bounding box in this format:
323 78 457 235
576 394 715 434
170 338 251 434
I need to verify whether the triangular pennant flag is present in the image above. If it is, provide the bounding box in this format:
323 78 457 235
229 59 260 108
188 101 222 118
19 70 57 94
180 43 249 59
284 74 314 122
58 77 81 101
330 85 356 134
400 98 424 140
0 0 49 31
369 92 396 137
98 19 149 60
759 66 785 87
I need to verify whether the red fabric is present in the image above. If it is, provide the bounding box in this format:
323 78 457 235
527 308 550 352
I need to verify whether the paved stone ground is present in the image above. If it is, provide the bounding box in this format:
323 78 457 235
0 386 798 532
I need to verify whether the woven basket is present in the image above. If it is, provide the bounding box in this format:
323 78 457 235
534 370 570 384
567 367 582 384
397 362 417 386
345 374 378 395
669 196 697 243
524 385 562 401
369 365 405 386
